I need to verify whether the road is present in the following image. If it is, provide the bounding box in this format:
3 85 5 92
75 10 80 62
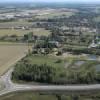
0 54 100 96
0 67 100 96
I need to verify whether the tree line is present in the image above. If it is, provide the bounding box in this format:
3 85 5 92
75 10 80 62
12 58 100 84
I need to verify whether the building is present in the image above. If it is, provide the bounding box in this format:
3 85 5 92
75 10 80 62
88 26 100 48
48 41 60 48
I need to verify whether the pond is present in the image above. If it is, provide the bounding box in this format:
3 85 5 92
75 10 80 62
87 55 98 60
96 64 100 72
71 61 85 69
74 61 85 66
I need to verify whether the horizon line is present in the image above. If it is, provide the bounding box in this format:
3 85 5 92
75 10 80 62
0 1 100 4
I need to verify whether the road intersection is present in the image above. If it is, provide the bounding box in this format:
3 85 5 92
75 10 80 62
0 54 100 96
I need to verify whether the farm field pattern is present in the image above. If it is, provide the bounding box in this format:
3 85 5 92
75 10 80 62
0 45 28 76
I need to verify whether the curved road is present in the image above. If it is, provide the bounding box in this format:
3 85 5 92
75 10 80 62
0 68 100 96
0 55 100 96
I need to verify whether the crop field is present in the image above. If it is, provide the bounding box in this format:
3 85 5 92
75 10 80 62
36 11 74 19
0 21 33 28
94 16 100 22
0 45 28 76
0 28 51 36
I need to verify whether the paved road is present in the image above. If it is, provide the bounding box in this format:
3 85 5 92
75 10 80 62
0 54 100 96
1 67 100 96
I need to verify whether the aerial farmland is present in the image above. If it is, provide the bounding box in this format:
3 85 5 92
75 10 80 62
0 1 100 100
0 44 28 76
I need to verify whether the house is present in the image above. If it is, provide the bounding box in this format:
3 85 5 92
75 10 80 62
88 37 100 48
48 41 60 48
88 40 98 48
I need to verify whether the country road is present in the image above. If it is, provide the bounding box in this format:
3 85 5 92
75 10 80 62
0 54 100 96
1 66 100 96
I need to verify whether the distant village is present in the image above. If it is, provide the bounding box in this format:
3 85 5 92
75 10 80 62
88 29 100 48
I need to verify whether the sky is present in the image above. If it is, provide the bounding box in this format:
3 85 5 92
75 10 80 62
0 0 100 3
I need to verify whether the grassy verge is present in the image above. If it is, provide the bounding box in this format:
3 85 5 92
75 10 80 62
0 92 57 100
1 91 100 100
0 80 5 91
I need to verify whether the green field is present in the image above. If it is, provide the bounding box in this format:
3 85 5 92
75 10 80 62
94 16 100 22
36 11 74 19
25 55 65 68
25 54 90 69
1 92 100 100
0 80 5 91
0 92 57 100
13 54 100 84
0 28 50 36
0 21 33 27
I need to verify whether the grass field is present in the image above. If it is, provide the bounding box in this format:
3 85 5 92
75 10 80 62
0 45 28 76
0 92 58 100
36 11 74 19
1 92 100 100
23 54 100 70
0 42 26 45
0 21 33 28
94 16 100 22
0 28 51 36
25 55 65 68
0 80 5 91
